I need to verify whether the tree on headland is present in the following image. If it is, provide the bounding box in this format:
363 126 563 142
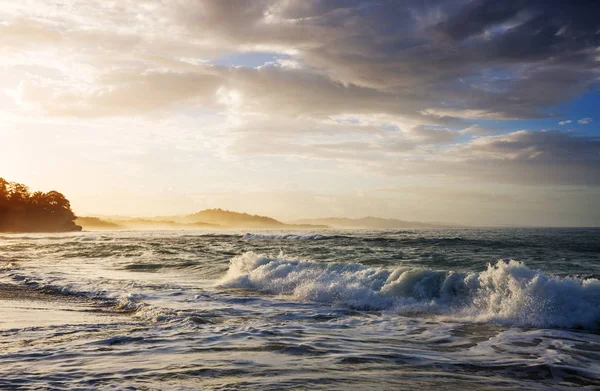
0 178 82 232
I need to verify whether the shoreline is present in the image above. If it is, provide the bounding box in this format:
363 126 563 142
0 283 129 330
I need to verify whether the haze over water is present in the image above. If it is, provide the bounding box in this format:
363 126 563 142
1 228 599 390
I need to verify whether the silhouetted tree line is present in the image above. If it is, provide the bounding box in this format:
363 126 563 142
0 178 82 232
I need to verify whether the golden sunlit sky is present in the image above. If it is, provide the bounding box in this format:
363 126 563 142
1 0 599 226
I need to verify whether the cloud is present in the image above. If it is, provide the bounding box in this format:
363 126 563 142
458 125 491 135
2 0 600 193
2 0 598 123
11 70 224 117
226 116 450 162
578 117 593 125
225 115 600 187
420 130 600 186
452 130 600 162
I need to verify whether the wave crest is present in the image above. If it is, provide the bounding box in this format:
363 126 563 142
219 252 600 330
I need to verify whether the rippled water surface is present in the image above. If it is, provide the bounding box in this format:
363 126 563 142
1 228 599 390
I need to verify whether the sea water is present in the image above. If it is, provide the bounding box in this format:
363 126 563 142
0 228 599 390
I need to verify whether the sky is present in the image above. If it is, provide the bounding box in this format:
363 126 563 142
0 0 599 226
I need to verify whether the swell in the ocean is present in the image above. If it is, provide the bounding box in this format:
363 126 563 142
242 233 338 240
241 231 600 254
219 252 600 330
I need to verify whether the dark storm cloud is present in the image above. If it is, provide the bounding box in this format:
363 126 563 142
7 0 599 121
437 0 600 46
423 130 600 186
174 0 597 119
292 0 600 116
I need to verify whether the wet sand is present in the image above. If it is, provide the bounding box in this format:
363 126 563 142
0 283 127 330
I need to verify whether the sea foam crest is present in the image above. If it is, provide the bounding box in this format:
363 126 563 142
219 252 600 329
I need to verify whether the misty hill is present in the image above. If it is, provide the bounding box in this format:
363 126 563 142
117 219 220 230
178 208 285 228
76 217 221 231
77 210 457 231
289 217 455 229
0 177 81 233
78 209 326 230
76 217 121 230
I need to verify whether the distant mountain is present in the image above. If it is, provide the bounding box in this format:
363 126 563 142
76 216 221 231
289 217 456 229
76 217 122 230
78 209 326 230
78 210 458 231
179 208 285 228
117 218 220 229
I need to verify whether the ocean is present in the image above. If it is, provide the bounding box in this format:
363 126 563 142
0 228 599 390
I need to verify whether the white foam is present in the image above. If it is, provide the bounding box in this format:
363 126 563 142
115 294 178 322
219 252 600 330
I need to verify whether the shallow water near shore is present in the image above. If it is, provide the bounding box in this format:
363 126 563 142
1 228 599 390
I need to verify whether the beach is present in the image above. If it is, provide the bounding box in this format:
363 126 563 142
0 283 127 330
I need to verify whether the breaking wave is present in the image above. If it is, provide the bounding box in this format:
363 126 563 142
219 252 600 330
